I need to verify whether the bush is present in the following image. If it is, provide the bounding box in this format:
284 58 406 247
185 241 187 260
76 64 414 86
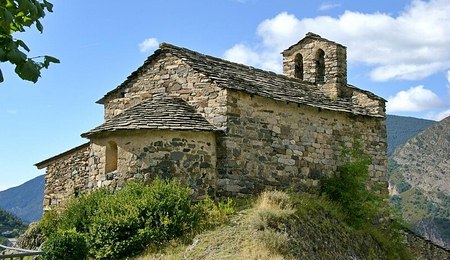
320 141 382 226
197 196 235 230
58 189 109 234
35 179 235 259
38 209 60 237
41 229 87 260
85 180 204 259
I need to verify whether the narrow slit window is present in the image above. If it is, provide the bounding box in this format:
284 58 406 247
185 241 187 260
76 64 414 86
315 49 325 83
105 141 118 173
294 53 303 80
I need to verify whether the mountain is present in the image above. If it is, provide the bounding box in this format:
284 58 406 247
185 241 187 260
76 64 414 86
386 115 435 157
0 175 44 223
388 116 450 249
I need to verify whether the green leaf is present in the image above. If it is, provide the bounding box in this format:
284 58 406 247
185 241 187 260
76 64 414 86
15 60 41 83
35 2 45 17
0 48 7 62
16 39 31 52
7 48 27 64
21 16 34 27
43 55 60 69
0 69 4 83
5 0 15 8
44 0 53 12
28 1 38 17
35 20 43 32
45 55 60 63
4 10 14 27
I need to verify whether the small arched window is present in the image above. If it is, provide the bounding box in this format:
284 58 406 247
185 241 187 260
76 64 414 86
315 49 325 83
105 141 118 173
294 53 303 80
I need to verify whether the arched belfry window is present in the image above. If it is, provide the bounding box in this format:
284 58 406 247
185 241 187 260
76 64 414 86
294 53 303 80
315 49 325 83
105 141 118 173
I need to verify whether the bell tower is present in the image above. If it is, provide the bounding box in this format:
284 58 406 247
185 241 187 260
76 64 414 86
282 32 348 98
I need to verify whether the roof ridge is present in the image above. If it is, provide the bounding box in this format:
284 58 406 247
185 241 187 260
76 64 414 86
160 42 282 77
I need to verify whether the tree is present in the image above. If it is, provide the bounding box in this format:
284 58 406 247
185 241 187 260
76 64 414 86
0 0 59 83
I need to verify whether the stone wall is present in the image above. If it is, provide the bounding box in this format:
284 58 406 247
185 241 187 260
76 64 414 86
217 89 387 196
102 53 228 129
88 130 217 198
42 144 90 211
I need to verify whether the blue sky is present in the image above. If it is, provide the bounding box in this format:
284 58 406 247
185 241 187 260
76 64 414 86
1 0 449 191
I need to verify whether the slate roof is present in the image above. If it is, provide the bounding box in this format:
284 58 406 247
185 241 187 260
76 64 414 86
82 96 217 137
97 42 384 117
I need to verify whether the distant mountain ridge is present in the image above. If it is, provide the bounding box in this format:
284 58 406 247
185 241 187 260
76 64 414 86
386 115 435 156
389 116 450 249
0 175 44 223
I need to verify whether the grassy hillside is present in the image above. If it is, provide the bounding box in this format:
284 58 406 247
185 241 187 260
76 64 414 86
136 192 412 259
0 175 44 223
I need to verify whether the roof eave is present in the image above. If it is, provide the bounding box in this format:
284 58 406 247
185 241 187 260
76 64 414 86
35 142 90 169
82 127 222 139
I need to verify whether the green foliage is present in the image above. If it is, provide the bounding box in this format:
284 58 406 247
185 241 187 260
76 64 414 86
36 179 235 259
0 236 7 245
319 141 413 259
38 208 59 237
321 142 382 226
197 196 235 230
41 229 87 260
87 180 203 259
0 0 59 83
0 207 27 237
58 189 109 234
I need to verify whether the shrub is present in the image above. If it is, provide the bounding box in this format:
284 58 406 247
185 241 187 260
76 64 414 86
38 209 60 237
58 189 109 233
197 196 235 230
86 179 204 259
320 141 382 226
41 229 87 260
36 179 236 259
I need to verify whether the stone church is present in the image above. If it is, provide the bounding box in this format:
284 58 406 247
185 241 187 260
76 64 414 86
36 33 387 210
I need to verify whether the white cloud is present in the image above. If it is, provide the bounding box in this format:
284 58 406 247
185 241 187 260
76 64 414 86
370 62 446 81
387 85 444 113
223 0 450 81
138 38 159 53
319 2 341 11
426 109 450 121
224 44 260 67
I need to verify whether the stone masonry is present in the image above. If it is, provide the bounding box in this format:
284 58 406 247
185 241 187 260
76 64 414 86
37 143 90 211
87 130 217 199
37 32 388 209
